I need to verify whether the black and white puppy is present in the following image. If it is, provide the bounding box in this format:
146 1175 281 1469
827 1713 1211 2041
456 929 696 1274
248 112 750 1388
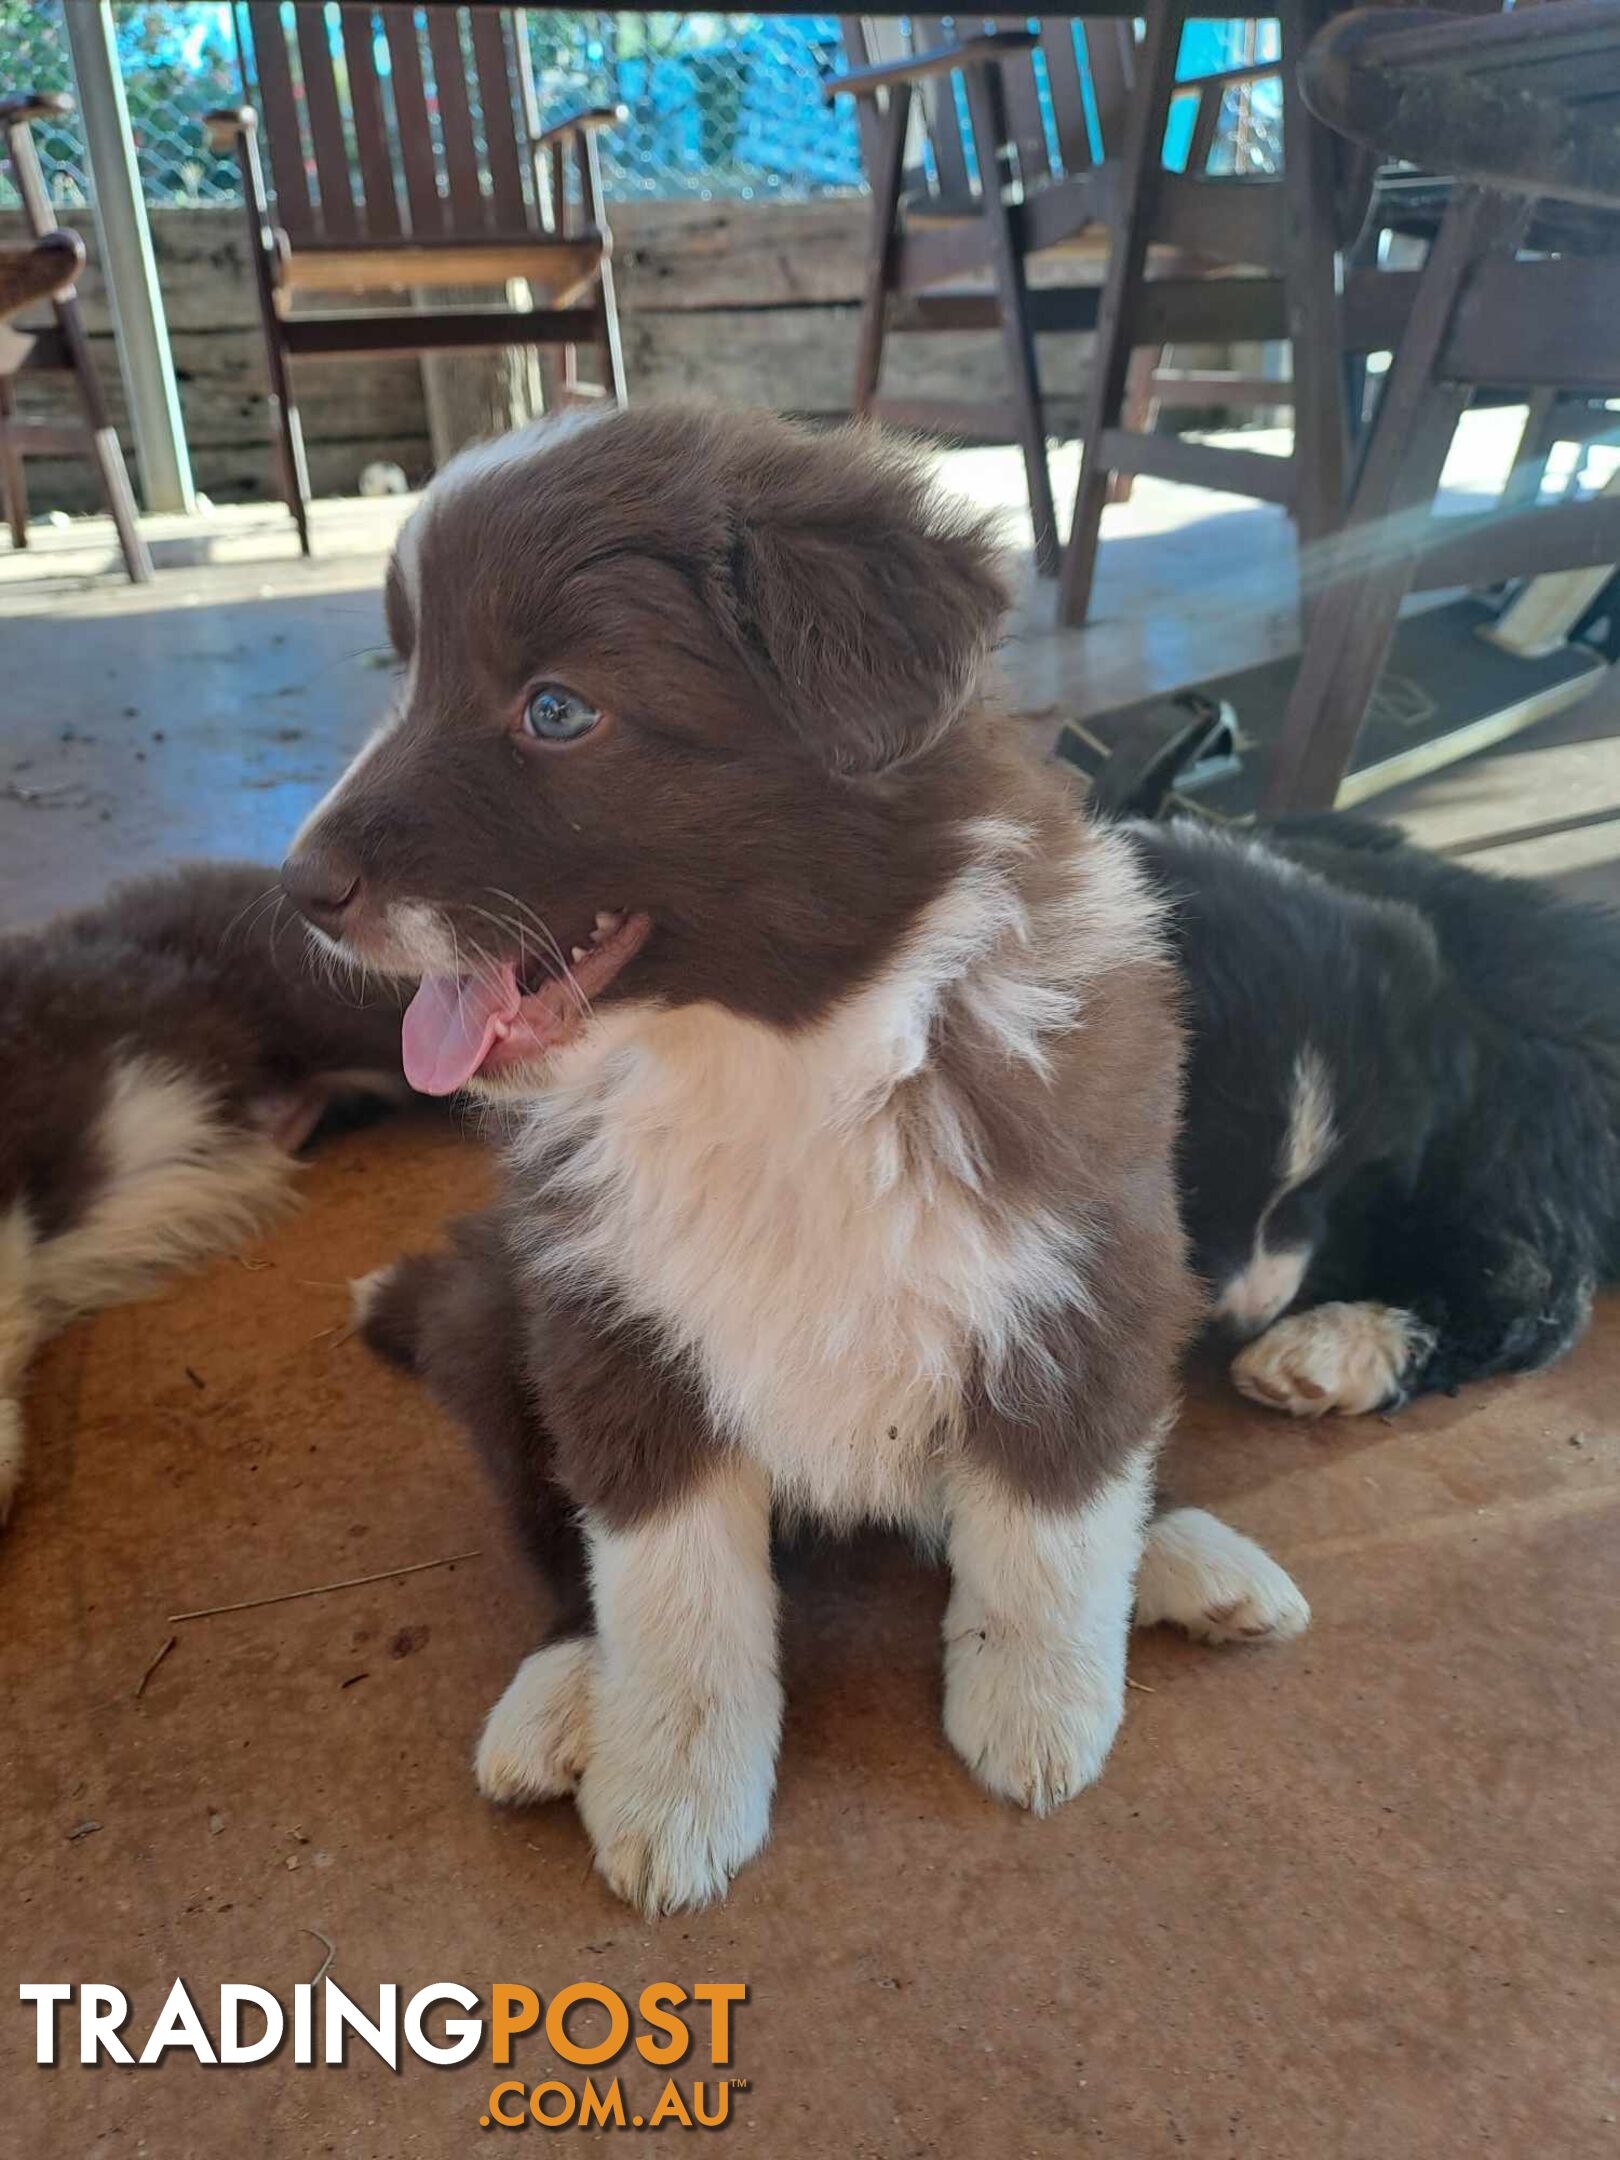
1126 813 1620 1417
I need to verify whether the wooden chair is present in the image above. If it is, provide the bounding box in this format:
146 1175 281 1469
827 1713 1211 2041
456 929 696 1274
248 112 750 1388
830 16 1281 577
0 91 153 583
207 3 626 555
1055 1 1395 626
1264 1 1620 810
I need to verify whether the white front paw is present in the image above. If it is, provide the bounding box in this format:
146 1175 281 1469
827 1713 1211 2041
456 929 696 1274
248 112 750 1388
475 1635 598 1804
943 1622 1124 1814
575 1705 778 1917
1232 1302 1434 1418
1135 1508 1311 1645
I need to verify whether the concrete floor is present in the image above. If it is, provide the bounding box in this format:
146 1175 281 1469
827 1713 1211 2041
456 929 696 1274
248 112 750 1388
2 448 1618 2156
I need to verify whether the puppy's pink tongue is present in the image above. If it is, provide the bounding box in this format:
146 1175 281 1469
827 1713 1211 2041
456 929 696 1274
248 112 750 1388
402 967 520 1096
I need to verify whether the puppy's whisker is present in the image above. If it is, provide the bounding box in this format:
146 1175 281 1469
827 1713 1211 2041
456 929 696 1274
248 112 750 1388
221 882 282 952
477 891 591 1019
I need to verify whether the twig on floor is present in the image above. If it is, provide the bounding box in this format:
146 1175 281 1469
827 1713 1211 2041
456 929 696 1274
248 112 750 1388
135 1634 178 1698
306 1928 335 1988
1125 1676 1158 1695
167 1550 483 1624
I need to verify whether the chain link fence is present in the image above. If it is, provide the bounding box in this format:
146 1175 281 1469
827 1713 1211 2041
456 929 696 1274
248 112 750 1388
2 6 1279 215
0 3 862 209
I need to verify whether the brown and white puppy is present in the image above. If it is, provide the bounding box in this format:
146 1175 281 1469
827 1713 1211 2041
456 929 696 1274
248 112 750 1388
284 405 1307 1913
0 862 409 1518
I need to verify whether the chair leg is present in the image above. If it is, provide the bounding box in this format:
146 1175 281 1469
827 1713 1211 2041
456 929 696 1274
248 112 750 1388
577 130 627 406
1501 388 1563 516
1058 2 1184 625
89 422 153 583
1279 0 1351 599
595 271 626 408
229 125 311 555
0 376 28 546
852 85 912 418
1263 187 1531 812
50 285 153 583
260 323 311 557
1109 345 1160 507
962 61 1059 576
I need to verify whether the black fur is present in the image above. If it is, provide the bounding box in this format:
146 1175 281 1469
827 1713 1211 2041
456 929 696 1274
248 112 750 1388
1126 813 1620 1406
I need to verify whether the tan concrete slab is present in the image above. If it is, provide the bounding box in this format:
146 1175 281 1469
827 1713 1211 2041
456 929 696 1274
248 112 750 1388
2 1122 1616 2158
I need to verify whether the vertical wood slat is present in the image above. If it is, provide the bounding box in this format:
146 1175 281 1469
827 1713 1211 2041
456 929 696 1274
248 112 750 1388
1086 19 1137 159
380 6 445 237
295 3 358 239
471 9 528 235
246 2 314 240
859 16 929 195
426 5 487 231
912 17 972 202
1042 17 1093 175
840 18 882 179
340 5 401 238
986 16 1051 185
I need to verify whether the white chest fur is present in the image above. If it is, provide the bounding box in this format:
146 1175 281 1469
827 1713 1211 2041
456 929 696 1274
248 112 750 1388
511 837 1154 1527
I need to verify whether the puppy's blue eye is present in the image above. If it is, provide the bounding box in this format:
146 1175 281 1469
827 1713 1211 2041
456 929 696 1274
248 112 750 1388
522 684 600 742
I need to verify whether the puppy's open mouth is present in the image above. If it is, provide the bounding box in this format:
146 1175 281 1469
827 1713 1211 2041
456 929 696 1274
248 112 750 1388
401 909 652 1095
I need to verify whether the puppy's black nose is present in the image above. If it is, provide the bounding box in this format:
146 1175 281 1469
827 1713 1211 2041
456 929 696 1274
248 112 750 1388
281 845 360 934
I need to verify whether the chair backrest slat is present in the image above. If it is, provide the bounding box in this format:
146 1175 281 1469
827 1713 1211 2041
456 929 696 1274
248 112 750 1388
838 13 924 187
380 3 447 238
340 6 402 237
294 4 358 238
912 17 972 200
984 16 1051 183
425 6 487 232
246 1 314 241
1041 18 1095 173
1085 20 1137 156
470 10 529 235
845 14 1151 205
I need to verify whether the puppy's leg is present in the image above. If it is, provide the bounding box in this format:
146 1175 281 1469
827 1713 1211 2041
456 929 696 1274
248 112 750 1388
355 1217 591 1633
1231 1301 1436 1418
574 1460 781 1917
1135 1507 1310 1644
942 1448 1152 1814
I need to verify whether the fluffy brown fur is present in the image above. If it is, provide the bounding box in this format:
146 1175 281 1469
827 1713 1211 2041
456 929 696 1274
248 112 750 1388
287 405 1289 1914
0 862 409 1518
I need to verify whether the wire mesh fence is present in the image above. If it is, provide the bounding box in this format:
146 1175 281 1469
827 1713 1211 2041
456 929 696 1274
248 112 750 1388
0 6 1278 214
0 3 864 210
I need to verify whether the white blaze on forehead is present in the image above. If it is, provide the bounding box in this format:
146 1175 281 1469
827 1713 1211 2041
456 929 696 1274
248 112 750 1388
1211 1044 1337 1336
423 402 619 517
1281 1046 1336 1189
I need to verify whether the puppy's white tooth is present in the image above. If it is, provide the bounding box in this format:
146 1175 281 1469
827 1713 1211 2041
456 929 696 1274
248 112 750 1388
571 946 588 963
595 910 621 932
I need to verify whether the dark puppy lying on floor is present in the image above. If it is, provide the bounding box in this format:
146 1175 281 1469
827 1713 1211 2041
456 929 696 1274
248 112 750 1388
0 862 407 1518
1124 814 1620 1418
282 402 1307 1915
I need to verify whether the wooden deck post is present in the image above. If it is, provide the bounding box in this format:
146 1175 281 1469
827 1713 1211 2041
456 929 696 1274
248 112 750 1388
62 0 195 514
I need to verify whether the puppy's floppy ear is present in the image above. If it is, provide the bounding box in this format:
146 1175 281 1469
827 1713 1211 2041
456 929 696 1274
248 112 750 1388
720 424 1010 775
